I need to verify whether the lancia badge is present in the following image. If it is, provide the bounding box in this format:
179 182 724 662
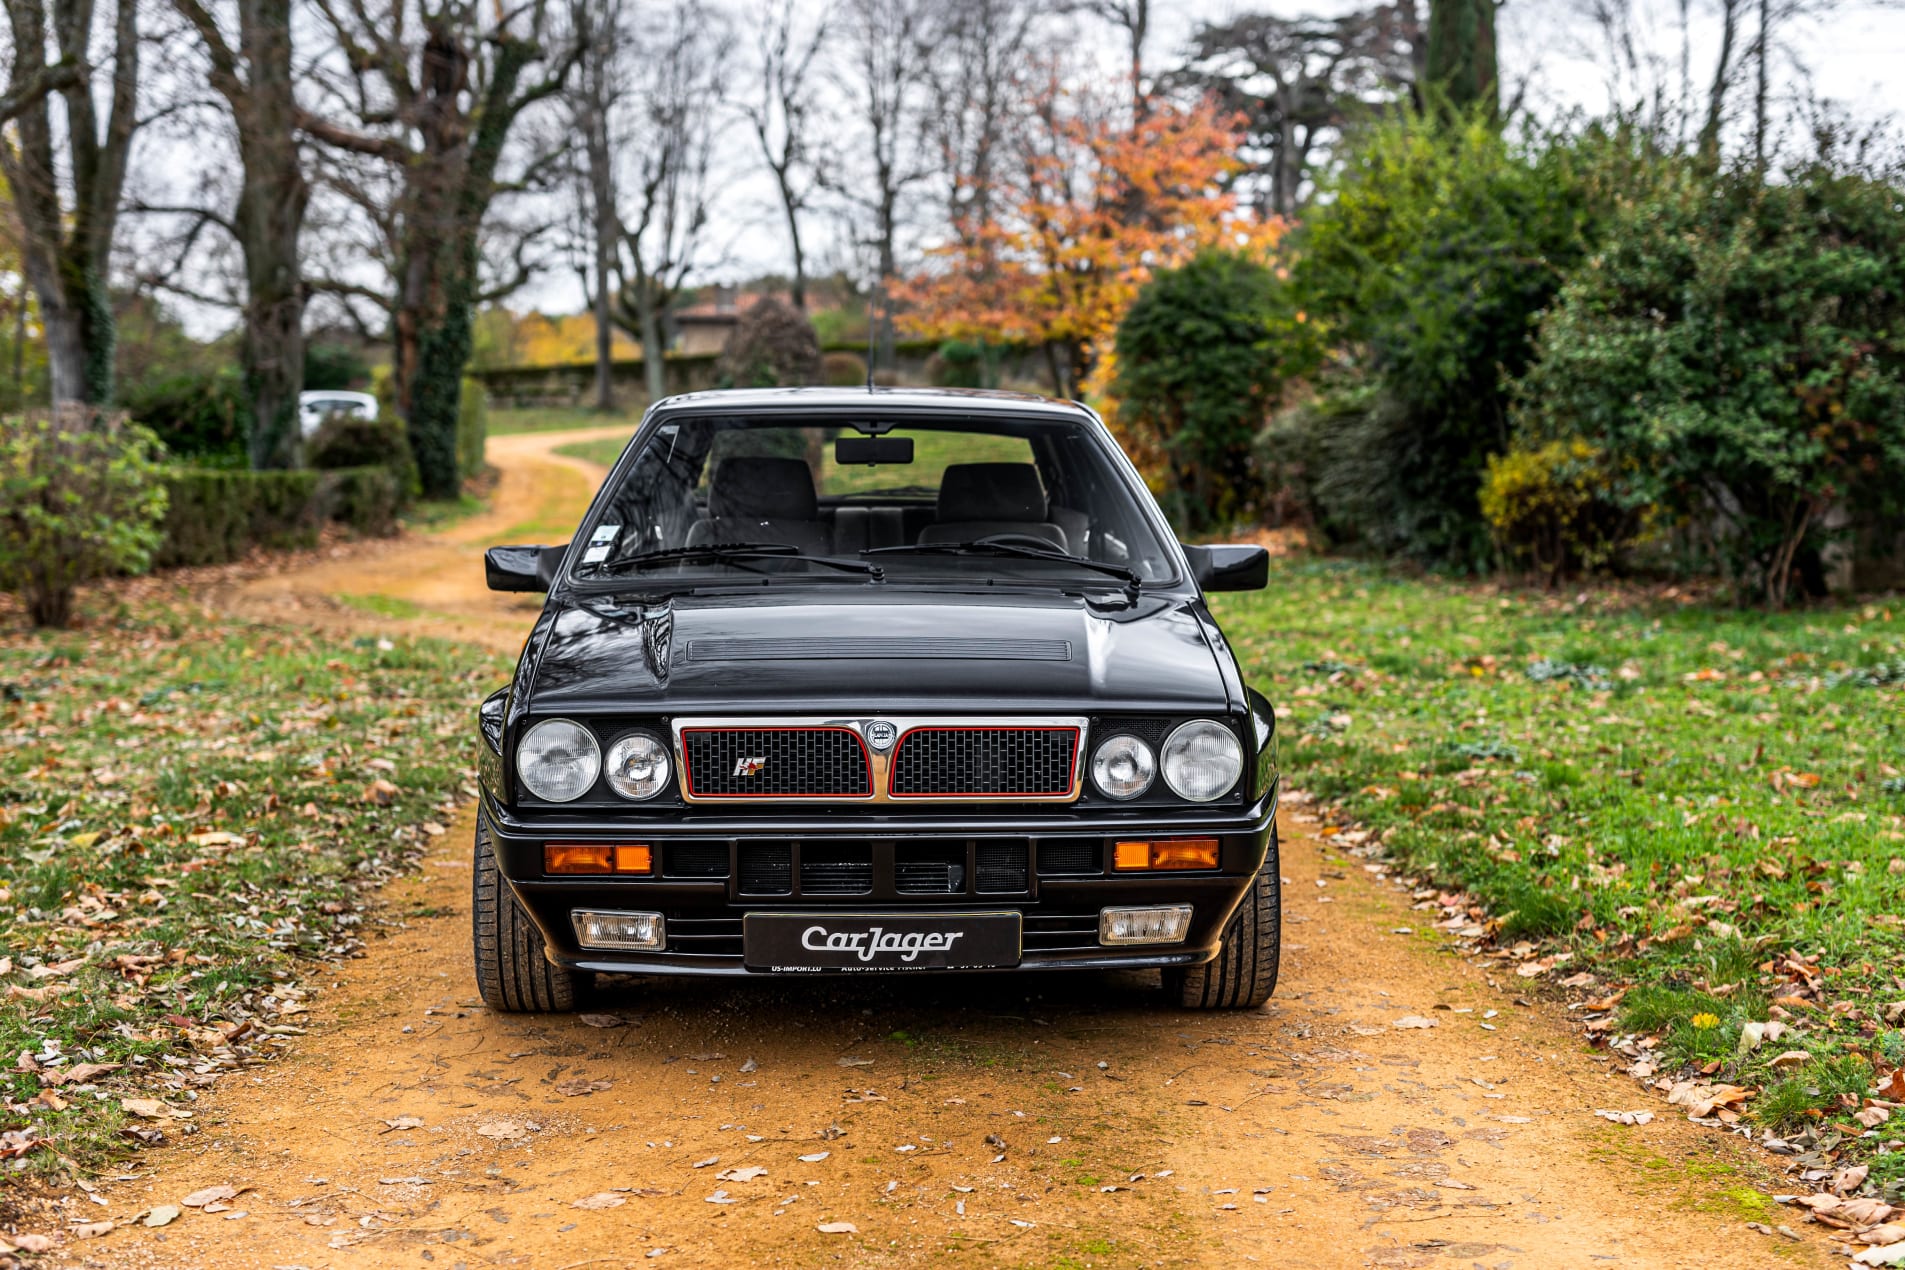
865 720 897 751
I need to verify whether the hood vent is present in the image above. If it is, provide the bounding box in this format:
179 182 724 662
685 637 1071 663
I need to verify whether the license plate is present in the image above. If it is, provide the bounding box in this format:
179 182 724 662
743 912 1022 972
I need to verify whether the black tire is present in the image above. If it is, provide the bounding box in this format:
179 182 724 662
472 809 588 1012
1168 827 1281 1009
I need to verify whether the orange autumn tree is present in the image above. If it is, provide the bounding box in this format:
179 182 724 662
896 90 1282 402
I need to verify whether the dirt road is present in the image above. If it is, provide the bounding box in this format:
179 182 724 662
85 427 1817 1269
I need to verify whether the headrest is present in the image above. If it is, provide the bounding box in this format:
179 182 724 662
709 456 818 520
936 463 1048 523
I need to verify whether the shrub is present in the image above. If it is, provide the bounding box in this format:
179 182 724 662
309 412 410 471
1287 113 1640 566
716 297 822 387
933 339 986 389
1480 439 1650 583
821 351 867 387
303 341 370 391
317 466 403 537
122 368 251 468
1511 158 1905 606
0 411 169 628
154 469 321 568
457 378 487 479
1113 250 1292 531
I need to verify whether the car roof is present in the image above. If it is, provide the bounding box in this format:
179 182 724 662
652 386 1095 419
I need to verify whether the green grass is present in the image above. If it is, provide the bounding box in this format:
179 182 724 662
489 405 628 436
1213 561 1905 1159
335 592 425 620
0 595 507 1177
554 434 632 468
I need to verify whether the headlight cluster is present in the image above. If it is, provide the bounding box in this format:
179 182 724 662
517 720 670 802
1089 720 1243 803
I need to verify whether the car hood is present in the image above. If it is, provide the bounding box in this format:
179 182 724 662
516 587 1232 716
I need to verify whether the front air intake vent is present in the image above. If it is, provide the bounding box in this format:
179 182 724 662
738 842 793 894
975 841 1029 893
664 842 730 879
895 845 966 894
798 843 872 894
1038 838 1102 876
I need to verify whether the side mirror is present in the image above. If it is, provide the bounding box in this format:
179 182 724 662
485 544 567 592
1182 543 1269 592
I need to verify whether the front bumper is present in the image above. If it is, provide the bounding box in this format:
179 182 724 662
481 784 1277 978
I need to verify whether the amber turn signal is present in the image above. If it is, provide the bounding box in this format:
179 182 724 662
544 844 653 875
1112 838 1220 871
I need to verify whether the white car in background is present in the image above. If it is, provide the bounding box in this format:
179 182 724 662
299 390 379 438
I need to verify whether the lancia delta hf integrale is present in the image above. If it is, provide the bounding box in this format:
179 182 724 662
474 388 1281 1010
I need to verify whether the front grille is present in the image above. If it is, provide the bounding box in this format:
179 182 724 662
975 841 1029 892
895 845 966 894
799 843 872 894
889 727 1079 798
738 842 793 894
1038 837 1102 875
682 727 871 798
664 842 730 878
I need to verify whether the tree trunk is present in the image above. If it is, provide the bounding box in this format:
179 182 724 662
1697 0 1742 166
780 173 807 313
38 299 87 405
583 71 617 413
638 278 666 403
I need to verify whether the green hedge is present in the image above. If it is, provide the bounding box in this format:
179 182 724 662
154 465 402 568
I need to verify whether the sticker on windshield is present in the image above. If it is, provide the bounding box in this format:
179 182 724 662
582 544 611 563
590 523 619 544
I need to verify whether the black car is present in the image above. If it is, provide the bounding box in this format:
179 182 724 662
475 387 1280 1011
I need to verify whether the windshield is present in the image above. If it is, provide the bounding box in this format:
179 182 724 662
570 411 1178 587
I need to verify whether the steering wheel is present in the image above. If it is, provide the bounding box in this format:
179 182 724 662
976 532 1063 552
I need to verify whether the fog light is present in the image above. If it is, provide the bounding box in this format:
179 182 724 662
571 909 665 951
1098 904 1193 945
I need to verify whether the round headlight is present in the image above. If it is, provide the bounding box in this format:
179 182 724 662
1091 734 1156 800
517 718 600 802
604 732 672 800
1161 719 1243 802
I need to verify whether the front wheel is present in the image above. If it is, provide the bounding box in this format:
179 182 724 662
1167 827 1280 1009
472 809 589 1012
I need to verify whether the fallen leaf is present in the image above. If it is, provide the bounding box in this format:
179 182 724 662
571 1193 626 1210
578 1013 626 1028
120 1098 189 1120
1594 1109 1655 1126
1855 1105 1893 1129
837 1056 873 1067
691 1156 719 1169
717 1166 767 1182
555 1078 612 1097
1854 1247 1905 1267
144 1206 181 1228
739 1057 758 1074
476 1121 526 1141
381 1115 425 1132
817 1221 857 1234
798 1151 830 1163
1769 1050 1812 1069
705 1190 735 1205
1391 1016 1437 1030
180 1186 241 1208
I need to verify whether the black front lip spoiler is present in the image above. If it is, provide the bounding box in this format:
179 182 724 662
560 948 1214 978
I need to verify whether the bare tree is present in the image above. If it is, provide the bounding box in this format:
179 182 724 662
1085 0 1149 116
568 0 625 411
1173 6 1419 218
0 0 138 405
828 0 932 370
169 0 307 468
741 0 827 313
613 0 730 404
1696 0 1747 162
299 0 577 498
922 0 1045 244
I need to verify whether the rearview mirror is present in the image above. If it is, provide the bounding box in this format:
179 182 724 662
835 435 914 465
1182 543 1269 592
485 544 568 592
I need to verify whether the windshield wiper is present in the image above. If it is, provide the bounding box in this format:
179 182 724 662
598 542 883 579
862 540 1141 592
